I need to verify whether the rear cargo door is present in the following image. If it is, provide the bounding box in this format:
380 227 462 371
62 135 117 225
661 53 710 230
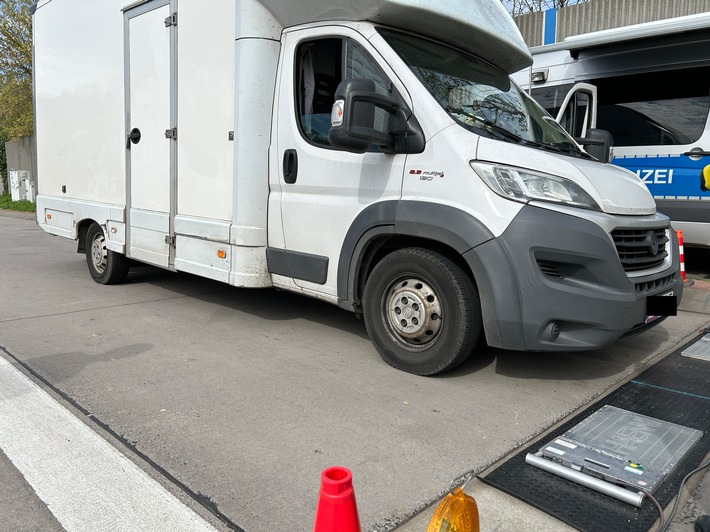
124 0 176 268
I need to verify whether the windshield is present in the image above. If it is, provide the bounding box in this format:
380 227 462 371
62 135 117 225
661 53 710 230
378 29 587 157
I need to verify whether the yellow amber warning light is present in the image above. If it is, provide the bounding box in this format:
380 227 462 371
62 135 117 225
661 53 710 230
426 487 480 532
702 165 710 192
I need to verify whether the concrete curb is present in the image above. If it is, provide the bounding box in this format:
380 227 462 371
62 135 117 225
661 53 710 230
679 279 710 314
0 209 36 220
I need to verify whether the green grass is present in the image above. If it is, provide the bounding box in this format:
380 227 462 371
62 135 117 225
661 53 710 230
0 193 36 212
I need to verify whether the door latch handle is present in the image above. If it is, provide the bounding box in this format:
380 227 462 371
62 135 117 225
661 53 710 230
126 127 141 149
283 149 298 184
683 148 710 159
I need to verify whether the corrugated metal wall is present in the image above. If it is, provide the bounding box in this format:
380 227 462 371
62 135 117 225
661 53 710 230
515 0 710 47
515 11 545 47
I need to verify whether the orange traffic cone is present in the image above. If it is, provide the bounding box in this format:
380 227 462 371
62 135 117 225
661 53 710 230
313 466 361 532
676 230 687 283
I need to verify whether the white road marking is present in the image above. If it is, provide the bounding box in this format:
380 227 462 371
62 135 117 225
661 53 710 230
0 356 218 532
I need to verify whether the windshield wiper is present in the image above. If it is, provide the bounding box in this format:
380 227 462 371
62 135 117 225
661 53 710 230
522 138 590 158
446 106 524 143
519 138 565 152
447 106 589 158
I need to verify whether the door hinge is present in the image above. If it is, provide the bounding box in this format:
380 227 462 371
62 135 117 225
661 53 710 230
164 13 177 27
165 127 177 140
164 235 175 246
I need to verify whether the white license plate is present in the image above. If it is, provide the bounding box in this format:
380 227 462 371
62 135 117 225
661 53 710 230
644 291 674 323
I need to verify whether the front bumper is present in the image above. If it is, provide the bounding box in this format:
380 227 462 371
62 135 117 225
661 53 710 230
465 205 683 351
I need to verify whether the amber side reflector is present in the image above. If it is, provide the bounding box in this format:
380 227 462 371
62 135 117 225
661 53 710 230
426 487 480 532
46 213 52 220
217 249 227 259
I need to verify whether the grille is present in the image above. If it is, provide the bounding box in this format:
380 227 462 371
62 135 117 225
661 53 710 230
612 228 669 273
635 273 676 295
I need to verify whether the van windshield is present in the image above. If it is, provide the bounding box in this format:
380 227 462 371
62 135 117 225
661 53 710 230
379 29 587 157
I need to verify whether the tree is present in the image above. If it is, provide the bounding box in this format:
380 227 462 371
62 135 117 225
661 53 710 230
0 0 33 193
502 0 591 18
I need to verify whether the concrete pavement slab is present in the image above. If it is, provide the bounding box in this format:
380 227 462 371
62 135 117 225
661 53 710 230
0 355 219 532
398 283 710 532
2 212 709 531
0 446 65 532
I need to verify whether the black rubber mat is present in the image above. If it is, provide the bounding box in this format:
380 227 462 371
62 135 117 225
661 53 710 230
480 333 710 532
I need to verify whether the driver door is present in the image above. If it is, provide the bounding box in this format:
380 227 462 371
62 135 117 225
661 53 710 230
272 28 409 297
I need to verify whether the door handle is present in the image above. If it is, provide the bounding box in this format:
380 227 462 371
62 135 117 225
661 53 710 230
683 147 710 160
283 149 298 184
126 127 141 149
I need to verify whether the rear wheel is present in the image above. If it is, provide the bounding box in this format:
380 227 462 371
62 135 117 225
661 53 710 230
362 247 482 376
86 222 129 285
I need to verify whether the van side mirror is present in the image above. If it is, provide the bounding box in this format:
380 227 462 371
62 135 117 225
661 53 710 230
578 128 613 163
328 78 424 154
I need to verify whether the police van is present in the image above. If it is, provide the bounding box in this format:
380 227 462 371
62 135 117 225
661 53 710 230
512 13 710 247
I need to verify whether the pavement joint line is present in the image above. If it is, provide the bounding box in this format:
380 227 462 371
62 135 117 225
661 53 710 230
0 345 245 532
629 380 710 401
0 290 227 324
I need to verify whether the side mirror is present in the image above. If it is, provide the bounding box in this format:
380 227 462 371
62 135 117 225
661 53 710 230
328 79 424 154
578 128 613 163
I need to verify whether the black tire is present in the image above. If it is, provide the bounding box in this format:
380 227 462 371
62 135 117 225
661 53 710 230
362 248 482 376
85 222 129 285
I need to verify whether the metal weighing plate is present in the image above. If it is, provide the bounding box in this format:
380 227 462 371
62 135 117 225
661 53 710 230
682 333 710 362
539 405 703 492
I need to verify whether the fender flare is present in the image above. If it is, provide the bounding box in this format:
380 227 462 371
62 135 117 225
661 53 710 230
337 200 495 308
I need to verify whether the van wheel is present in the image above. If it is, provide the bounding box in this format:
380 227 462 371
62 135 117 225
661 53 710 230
363 248 481 376
86 222 129 285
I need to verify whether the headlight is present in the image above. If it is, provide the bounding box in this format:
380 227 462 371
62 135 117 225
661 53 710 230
470 162 601 211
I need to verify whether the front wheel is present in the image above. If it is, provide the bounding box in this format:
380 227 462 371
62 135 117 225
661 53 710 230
86 222 129 285
362 248 482 376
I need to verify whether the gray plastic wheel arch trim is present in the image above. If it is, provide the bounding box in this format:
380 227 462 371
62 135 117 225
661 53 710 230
336 200 495 309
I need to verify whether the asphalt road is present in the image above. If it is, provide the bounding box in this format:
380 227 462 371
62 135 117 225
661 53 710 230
1 212 709 531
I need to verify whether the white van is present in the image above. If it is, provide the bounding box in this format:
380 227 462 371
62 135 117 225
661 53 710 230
512 13 710 247
32 0 682 375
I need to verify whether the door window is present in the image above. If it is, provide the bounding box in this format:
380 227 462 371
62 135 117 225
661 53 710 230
295 37 395 148
593 67 710 146
559 91 592 138
532 68 710 147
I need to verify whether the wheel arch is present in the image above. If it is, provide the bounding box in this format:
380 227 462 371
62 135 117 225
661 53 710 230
337 200 495 312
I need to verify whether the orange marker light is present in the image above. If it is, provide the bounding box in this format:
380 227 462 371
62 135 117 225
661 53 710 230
217 249 226 259
426 487 480 532
46 213 52 220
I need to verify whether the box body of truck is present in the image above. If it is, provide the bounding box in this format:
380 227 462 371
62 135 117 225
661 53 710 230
32 0 683 375
512 13 710 247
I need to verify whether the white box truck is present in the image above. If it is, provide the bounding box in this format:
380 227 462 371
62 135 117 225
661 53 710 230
32 0 683 375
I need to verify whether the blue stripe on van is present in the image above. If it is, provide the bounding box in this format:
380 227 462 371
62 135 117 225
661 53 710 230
543 9 557 45
612 154 710 199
